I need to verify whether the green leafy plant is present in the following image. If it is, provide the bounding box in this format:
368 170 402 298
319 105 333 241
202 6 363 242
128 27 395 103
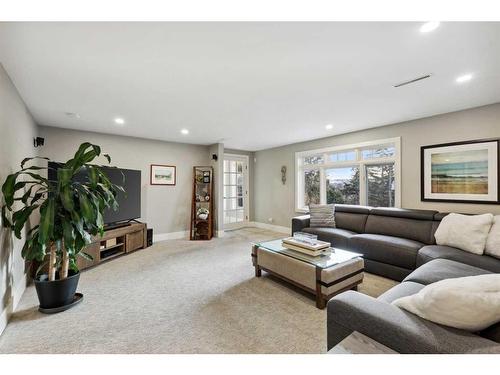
1 142 123 281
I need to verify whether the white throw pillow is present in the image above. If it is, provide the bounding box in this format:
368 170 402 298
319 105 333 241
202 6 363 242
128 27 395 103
434 213 493 255
485 215 500 259
392 274 500 331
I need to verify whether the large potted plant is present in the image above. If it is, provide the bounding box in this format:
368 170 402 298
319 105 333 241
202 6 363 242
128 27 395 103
1 142 123 311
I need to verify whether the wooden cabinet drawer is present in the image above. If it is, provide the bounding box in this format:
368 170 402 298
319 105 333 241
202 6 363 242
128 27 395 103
126 230 144 253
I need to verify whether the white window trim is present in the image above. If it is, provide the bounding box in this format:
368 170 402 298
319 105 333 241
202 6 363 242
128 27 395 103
295 137 401 212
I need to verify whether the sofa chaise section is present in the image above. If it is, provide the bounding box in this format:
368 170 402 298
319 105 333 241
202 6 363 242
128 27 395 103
327 259 500 353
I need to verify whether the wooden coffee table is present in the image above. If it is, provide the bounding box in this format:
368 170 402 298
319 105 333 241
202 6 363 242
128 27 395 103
252 239 364 309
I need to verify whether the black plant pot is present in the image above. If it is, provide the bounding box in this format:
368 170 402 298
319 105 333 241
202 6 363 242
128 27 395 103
34 270 80 309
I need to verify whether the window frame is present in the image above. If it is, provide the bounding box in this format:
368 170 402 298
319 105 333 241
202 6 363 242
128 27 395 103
295 137 401 212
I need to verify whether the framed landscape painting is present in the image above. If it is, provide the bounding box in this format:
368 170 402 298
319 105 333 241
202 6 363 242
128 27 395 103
421 139 499 204
150 164 176 185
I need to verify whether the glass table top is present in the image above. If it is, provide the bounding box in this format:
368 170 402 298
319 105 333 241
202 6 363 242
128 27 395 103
253 239 362 269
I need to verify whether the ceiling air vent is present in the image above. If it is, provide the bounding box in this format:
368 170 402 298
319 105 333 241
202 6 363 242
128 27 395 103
393 74 432 88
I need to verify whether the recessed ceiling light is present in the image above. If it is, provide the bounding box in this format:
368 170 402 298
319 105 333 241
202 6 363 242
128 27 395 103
181 129 189 135
456 74 473 83
114 117 125 125
420 21 440 33
325 124 333 130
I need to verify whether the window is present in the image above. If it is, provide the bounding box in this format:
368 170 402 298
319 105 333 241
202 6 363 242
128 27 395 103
366 163 395 207
296 138 400 211
304 169 320 205
326 167 360 205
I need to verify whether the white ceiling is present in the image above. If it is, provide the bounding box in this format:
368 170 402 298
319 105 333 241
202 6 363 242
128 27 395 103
1 22 500 151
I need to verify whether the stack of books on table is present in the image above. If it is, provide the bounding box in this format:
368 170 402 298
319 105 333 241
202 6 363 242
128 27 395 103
281 237 330 257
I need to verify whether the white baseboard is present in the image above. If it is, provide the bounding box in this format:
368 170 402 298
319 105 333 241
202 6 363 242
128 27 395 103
0 274 27 336
153 230 189 242
153 229 226 242
249 221 291 234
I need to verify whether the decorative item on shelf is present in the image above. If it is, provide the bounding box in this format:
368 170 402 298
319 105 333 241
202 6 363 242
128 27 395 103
190 166 214 240
197 207 209 220
421 138 499 203
150 164 176 185
196 171 204 183
281 165 287 185
1 142 123 313
203 170 211 183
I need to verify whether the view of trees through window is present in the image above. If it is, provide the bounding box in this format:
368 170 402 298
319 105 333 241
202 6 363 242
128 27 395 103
326 167 360 204
304 169 320 205
367 163 395 207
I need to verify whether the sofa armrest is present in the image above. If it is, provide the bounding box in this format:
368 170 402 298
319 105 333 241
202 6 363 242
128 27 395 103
292 215 310 235
327 291 500 354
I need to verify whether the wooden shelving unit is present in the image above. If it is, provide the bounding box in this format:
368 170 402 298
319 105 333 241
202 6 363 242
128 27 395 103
76 222 147 270
190 166 214 240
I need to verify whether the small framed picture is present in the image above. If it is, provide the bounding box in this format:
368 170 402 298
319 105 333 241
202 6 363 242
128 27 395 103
203 176 210 183
151 164 176 185
421 139 499 203
203 171 210 177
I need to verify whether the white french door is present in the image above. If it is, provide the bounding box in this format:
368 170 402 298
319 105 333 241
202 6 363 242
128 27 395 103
223 154 249 229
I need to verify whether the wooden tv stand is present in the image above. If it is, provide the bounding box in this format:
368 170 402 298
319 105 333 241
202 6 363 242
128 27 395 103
76 222 147 271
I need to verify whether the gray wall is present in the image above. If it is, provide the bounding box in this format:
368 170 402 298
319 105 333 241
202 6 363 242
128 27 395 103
39 126 210 237
254 103 500 228
224 148 256 221
0 64 38 334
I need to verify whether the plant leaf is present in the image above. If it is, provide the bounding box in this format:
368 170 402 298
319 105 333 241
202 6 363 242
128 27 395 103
1 205 12 228
38 198 55 247
79 251 93 261
2 173 19 207
60 184 74 212
62 220 75 255
12 205 39 239
20 156 50 169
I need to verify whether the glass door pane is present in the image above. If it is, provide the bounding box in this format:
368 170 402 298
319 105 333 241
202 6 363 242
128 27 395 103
223 155 248 227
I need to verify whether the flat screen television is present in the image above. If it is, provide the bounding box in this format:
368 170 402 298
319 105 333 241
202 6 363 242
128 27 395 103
48 162 141 226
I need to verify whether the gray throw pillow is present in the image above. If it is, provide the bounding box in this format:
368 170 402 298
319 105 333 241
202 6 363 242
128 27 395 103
309 204 336 228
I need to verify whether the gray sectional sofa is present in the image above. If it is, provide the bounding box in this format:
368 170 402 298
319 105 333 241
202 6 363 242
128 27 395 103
292 205 500 281
328 258 500 353
291 205 500 353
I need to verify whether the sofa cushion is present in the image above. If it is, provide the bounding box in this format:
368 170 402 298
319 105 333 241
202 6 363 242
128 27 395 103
393 274 500 332
302 227 356 250
364 210 435 244
309 204 336 227
349 234 423 269
378 281 425 303
334 212 368 233
405 258 492 285
364 259 412 281
417 245 500 273
434 213 493 255
370 207 437 221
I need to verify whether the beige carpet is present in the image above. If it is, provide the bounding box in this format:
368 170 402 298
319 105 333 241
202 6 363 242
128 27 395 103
0 228 397 354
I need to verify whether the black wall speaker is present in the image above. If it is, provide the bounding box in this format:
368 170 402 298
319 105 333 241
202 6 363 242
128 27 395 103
147 228 153 247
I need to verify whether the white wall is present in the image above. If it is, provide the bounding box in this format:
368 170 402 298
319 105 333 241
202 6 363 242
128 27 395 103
0 64 38 335
254 103 500 228
39 126 210 239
